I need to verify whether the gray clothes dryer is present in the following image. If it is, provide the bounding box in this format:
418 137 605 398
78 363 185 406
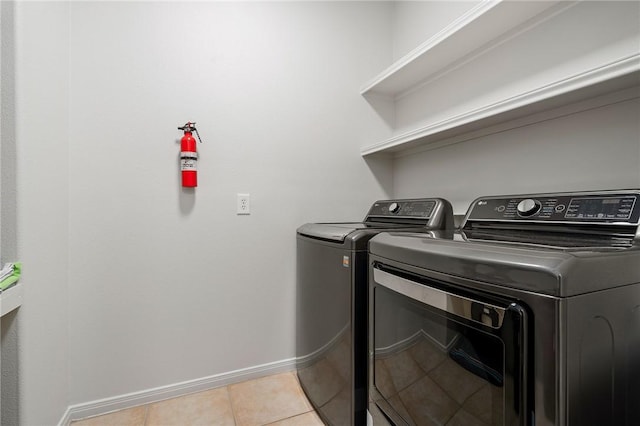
296 198 454 426
368 190 640 426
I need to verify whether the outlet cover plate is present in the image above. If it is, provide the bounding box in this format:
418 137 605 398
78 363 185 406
237 193 250 215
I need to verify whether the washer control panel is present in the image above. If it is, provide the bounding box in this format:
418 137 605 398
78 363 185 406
467 191 640 224
367 199 437 219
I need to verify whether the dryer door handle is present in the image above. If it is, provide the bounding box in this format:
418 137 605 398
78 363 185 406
373 267 506 329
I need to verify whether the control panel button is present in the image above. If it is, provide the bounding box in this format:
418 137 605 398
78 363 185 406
389 202 400 214
517 199 541 217
555 204 566 213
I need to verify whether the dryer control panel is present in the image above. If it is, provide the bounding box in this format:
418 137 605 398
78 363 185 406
467 191 640 225
367 199 436 219
365 198 453 229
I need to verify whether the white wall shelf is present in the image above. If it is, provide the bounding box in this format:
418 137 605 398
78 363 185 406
360 0 562 99
360 0 640 157
1 283 23 317
362 60 640 156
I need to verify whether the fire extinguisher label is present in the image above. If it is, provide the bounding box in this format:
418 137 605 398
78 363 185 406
181 158 197 171
180 151 198 171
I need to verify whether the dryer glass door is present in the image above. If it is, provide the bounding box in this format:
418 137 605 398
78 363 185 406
371 265 529 426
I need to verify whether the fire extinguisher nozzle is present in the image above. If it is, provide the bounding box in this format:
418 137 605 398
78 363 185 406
178 122 197 132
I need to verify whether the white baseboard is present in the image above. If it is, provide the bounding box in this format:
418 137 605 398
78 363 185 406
58 357 297 426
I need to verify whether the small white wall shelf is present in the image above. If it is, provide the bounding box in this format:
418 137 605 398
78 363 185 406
1 284 23 317
360 1 561 99
360 0 640 157
362 62 640 156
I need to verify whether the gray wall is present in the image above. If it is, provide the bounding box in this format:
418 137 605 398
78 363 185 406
0 3 19 423
5 1 71 425
5 1 393 423
66 1 392 407
391 1 479 61
393 98 640 212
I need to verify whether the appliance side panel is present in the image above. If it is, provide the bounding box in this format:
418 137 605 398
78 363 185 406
626 302 640 426
352 250 369 424
296 236 353 424
565 283 640 426
296 236 352 361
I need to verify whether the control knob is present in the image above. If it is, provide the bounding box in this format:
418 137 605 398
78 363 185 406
389 202 401 214
517 199 541 217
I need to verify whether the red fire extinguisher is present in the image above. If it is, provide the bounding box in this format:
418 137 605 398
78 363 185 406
178 122 203 187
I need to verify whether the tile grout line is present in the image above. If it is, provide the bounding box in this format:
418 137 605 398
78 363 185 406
261 407 318 426
225 385 238 426
142 404 149 426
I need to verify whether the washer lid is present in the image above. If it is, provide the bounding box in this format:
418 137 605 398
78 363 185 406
297 222 370 242
297 198 454 243
297 222 415 242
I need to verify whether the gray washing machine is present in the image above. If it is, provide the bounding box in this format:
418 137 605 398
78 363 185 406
368 190 640 426
296 198 454 426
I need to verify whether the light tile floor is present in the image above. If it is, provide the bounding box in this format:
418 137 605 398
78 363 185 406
71 372 325 426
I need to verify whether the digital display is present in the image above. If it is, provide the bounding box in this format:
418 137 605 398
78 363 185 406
403 201 435 217
565 196 635 220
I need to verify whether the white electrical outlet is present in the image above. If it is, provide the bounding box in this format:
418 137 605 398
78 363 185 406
237 193 250 215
